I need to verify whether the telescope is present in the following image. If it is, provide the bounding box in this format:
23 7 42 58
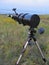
8 8 47 65
9 8 40 28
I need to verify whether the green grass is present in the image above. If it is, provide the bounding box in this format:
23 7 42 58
0 15 49 65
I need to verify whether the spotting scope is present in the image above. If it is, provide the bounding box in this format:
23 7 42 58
8 9 47 65
8 8 40 28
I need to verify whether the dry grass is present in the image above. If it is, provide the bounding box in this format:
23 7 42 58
0 14 49 65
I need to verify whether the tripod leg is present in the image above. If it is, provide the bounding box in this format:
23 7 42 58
35 41 46 63
16 41 29 65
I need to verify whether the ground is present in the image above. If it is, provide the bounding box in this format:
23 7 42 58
0 14 49 65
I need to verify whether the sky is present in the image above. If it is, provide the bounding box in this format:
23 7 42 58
0 0 49 14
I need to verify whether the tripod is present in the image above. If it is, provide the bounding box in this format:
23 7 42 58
16 28 47 65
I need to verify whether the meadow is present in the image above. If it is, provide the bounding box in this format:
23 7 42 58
0 14 49 65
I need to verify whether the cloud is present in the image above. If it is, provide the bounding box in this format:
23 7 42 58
0 0 49 8
0 0 49 10
0 0 49 14
1 0 49 6
0 0 33 6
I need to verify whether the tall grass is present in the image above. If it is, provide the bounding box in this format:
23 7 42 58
0 15 49 65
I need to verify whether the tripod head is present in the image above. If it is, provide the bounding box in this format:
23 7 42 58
27 27 45 42
29 27 45 35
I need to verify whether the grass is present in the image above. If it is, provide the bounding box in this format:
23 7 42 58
0 14 49 65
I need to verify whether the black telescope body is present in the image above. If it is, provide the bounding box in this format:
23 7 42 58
10 13 40 28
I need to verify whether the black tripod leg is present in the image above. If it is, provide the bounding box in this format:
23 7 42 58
35 41 47 63
16 41 29 65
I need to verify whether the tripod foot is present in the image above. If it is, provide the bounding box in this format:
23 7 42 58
15 63 19 65
42 58 46 63
43 58 49 65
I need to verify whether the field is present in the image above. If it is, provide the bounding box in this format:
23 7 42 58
0 14 49 65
